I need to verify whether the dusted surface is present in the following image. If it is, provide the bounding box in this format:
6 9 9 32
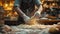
9 25 57 34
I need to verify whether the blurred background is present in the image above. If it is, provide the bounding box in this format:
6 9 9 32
0 0 60 25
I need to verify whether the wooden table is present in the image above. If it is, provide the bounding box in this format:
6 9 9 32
38 19 60 25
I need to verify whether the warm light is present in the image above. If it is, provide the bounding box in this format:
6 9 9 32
4 6 13 10
7 7 12 10
0 2 2 6
14 12 18 15
10 3 13 6
5 4 8 7
2 0 14 10
10 1 14 6
43 3 48 8
52 3 55 6
2 0 18 21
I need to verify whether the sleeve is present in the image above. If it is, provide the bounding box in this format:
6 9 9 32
14 0 22 7
34 0 41 7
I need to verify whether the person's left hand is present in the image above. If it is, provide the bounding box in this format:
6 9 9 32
34 11 41 18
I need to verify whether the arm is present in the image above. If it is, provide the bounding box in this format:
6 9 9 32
14 0 30 22
34 0 43 16
14 7 30 23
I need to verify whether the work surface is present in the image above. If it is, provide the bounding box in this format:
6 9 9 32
8 24 57 34
38 19 60 24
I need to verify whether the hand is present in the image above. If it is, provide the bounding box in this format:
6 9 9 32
34 11 41 18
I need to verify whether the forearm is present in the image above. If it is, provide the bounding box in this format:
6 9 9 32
14 7 26 16
38 5 43 13
14 6 30 22
33 5 43 18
